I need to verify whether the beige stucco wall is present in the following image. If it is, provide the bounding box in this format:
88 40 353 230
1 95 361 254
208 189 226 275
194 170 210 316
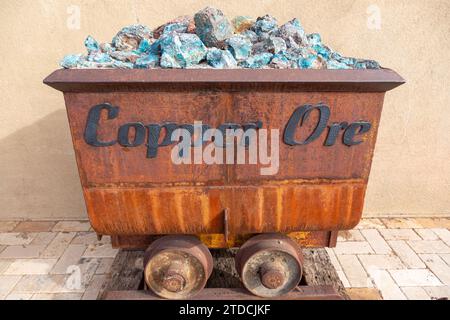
0 0 449 220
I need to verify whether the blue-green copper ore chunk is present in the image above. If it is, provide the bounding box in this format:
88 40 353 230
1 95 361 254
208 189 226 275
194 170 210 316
163 23 189 35
160 33 207 68
278 18 308 47
225 35 252 61
194 7 234 48
326 59 352 70
84 36 100 53
355 59 381 69
298 55 324 69
112 24 153 51
307 33 322 46
270 53 291 69
135 53 160 68
207 48 237 68
253 15 278 36
88 52 112 63
240 52 273 69
60 54 84 68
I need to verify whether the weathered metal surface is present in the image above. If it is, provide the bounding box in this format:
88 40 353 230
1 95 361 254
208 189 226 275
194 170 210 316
111 230 338 249
235 234 303 297
143 235 213 299
103 286 343 300
44 69 404 92
44 69 404 248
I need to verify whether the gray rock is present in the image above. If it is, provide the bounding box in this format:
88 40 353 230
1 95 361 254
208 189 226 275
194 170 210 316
194 7 234 48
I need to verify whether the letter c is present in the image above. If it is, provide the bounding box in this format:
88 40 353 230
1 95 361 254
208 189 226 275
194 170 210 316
84 103 118 147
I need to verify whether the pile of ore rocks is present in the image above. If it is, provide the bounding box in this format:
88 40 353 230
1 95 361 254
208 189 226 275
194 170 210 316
61 7 380 70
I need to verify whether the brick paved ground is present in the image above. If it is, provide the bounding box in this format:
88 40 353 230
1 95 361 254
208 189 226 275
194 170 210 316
0 218 449 300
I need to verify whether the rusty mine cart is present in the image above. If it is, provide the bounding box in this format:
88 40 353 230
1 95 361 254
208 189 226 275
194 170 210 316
44 68 404 299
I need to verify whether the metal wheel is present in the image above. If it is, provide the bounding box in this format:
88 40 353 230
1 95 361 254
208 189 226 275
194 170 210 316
144 235 213 300
235 233 303 298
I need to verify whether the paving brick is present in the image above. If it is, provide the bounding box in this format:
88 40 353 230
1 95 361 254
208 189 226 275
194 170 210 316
379 229 421 241
423 286 450 300
53 221 91 232
333 242 374 255
0 245 46 259
4 259 58 275
346 288 382 300
77 257 101 287
41 232 76 258
0 222 19 232
30 232 57 246
355 218 386 229
407 240 450 254
419 254 450 285
412 218 450 229
389 269 442 287
401 287 430 300
95 258 114 275
31 293 83 300
82 275 107 300
336 270 350 288
51 245 86 275
414 229 439 240
368 269 406 300
0 260 13 273
0 233 35 246
432 228 450 246
5 293 33 300
361 229 392 254
13 274 84 294
381 218 422 229
338 230 365 242
440 254 450 266
71 232 111 245
83 243 118 258
336 255 372 288
358 255 405 271
388 240 426 268
0 275 22 295
14 221 56 233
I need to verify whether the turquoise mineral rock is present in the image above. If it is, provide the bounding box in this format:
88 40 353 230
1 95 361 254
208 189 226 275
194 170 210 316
60 54 84 69
253 15 278 38
355 59 380 69
326 59 352 70
207 48 237 68
59 6 381 70
270 53 291 69
266 36 287 54
194 7 234 48
298 55 324 69
225 35 252 61
240 52 274 69
112 25 153 51
88 52 112 63
160 33 207 68
135 53 160 68
278 18 308 47
307 33 322 46
84 36 100 53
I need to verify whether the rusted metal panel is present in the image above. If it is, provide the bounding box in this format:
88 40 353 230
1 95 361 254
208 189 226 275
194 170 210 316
44 69 404 249
111 231 337 250
85 182 366 235
63 91 383 184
